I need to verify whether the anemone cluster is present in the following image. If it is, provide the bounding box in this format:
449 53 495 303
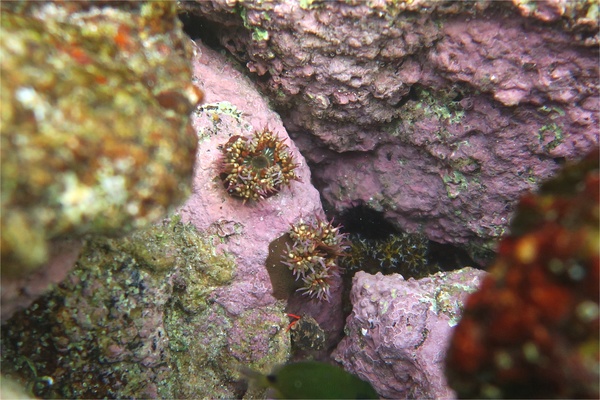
281 218 348 301
341 232 436 279
218 128 300 202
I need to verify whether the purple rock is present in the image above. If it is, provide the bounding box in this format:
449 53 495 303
181 1 599 261
179 40 330 315
333 268 486 399
180 39 347 360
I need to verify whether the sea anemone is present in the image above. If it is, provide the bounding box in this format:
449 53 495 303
281 217 348 301
341 232 435 278
218 128 300 202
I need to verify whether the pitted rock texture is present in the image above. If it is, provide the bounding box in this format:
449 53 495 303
332 268 486 399
181 0 599 261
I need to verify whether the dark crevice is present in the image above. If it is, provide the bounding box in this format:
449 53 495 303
390 85 418 109
428 242 479 272
395 84 419 109
334 203 478 273
553 157 566 165
178 12 225 51
337 204 398 240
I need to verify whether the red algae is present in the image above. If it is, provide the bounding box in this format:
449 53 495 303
445 149 600 398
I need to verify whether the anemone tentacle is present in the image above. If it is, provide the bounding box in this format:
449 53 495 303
218 129 300 202
281 217 348 301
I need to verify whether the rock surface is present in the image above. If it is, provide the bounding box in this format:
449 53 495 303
0 9 327 400
179 39 343 350
1 2 200 319
181 0 599 262
333 268 486 399
1 217 290 399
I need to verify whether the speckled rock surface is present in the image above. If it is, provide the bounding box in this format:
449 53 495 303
332 268 486 399
1 2 200 280
178 40 343 349
1 217 290 399
181 0 599 262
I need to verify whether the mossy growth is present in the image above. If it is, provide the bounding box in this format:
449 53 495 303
235 4 272 42
424 268 484 327
0 215 238 399
404 86 466 126
388 85 469 145
162 302 290 399
442 171 469 199
537 122 564 151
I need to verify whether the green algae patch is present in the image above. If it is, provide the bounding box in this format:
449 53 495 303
0 216 236 399
0 2 201 277
412 268 483 327
163 302 290 399
125 214 235 279
400 86 466 129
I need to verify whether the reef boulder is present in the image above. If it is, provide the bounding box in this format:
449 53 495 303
179 38 343 353
333 267 486 399
1 2 201 320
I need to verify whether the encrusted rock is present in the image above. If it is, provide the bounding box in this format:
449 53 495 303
179 39 342 348
180 0 599 263
1 217 290 399
1 1 201 317
333 268 485 399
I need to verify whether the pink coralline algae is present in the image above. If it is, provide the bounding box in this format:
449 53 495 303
180 0 599 262
333 268 486 399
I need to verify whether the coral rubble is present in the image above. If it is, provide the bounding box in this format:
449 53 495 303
445 150 599 398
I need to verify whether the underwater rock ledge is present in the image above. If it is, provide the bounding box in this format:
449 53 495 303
181 0 599 263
